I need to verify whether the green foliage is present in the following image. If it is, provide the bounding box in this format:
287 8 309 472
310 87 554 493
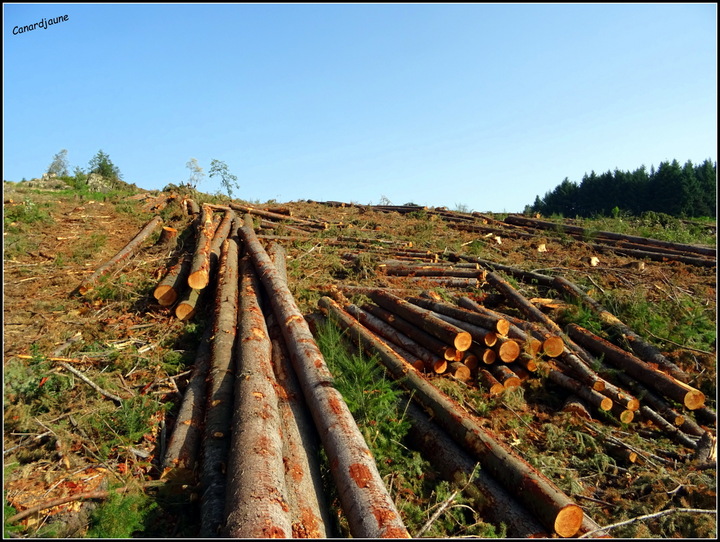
88 149 122 181
529 159 716 218
209 159 239 199
87 489 158 538
3 199 54 229
47 149 69 177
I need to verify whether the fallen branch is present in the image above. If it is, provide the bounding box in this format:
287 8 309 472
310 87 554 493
7 480 165 523
78 215 163 294
578 508 717 538
58 361 123 404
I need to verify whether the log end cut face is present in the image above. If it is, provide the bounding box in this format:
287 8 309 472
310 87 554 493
554 504 584 538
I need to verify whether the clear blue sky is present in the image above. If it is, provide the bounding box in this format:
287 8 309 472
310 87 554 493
3 3 717 212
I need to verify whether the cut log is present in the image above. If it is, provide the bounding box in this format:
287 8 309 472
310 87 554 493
237 218 410 539
266 245 329 537
448 362 472 382
639 406 699 449
566 324 705 410
404 401 549 538
78 215 163 294
155 226 179 251
426 311 498 347
368 290 473 352
188 205 216 290
319 297 584 538
516 354 538 372
561 395 592 420
174 287 204 321
478 369 505 395
224 255 292 538
209 210 235 274
486 271 562 334
161 325 213 481
199 234 240 537
362 302 459 362
345 304 446 374
407 296 510 336
552 276 691 383
504 214 716 258
495 337 521 363
547 367 612 412
489 364 521 389
153 253 192 306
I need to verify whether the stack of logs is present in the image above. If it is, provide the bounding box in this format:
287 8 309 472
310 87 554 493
78 199 410 538
76 196 716 538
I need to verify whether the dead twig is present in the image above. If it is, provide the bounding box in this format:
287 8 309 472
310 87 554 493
57 362 123 404
6 480 165 523
578 508 717 538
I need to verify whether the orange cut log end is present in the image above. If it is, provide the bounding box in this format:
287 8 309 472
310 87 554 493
554 504 584 538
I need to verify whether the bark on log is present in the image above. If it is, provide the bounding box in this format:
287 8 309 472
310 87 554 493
566 324 705 410
407 297 510 336
183 197 200 215
154 253 192 307
209 210 235 274
404 401 549 537
78 215 163 294
362 302 459 362
486 271 562 334
552 276 691 383
237 218 410 539
199 235 240 537
479 369 505 395
561 396 592 420
320 297 584 538
155 226 179 251
368 290 473 352
346 304 446 374
489 364 521 389
161 324 213 481
230 203 325 229
381 263 486 279
188 205 216 290
448 362 472 382
453 254 557 288
224 256 292 538
547 367 613 412
266 242 329 537
175 287 204 321
639 406 699 449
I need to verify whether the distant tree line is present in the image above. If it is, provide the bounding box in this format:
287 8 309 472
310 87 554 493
526 159 716 218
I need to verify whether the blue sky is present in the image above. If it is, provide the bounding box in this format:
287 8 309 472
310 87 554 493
3 3 717 212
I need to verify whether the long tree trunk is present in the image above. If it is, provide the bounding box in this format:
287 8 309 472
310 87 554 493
368 290 472 352
403 401 549 537
237 217 410 539
566 324 705 410
552 276 691 383
407 296 510 336
78 215 163 294
346 304 446 373
188 205 217 290
199 233 240 537
224 255 292 538
362 302 459 362
319 296 584 538
267 240 329 538
161 324 214 481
